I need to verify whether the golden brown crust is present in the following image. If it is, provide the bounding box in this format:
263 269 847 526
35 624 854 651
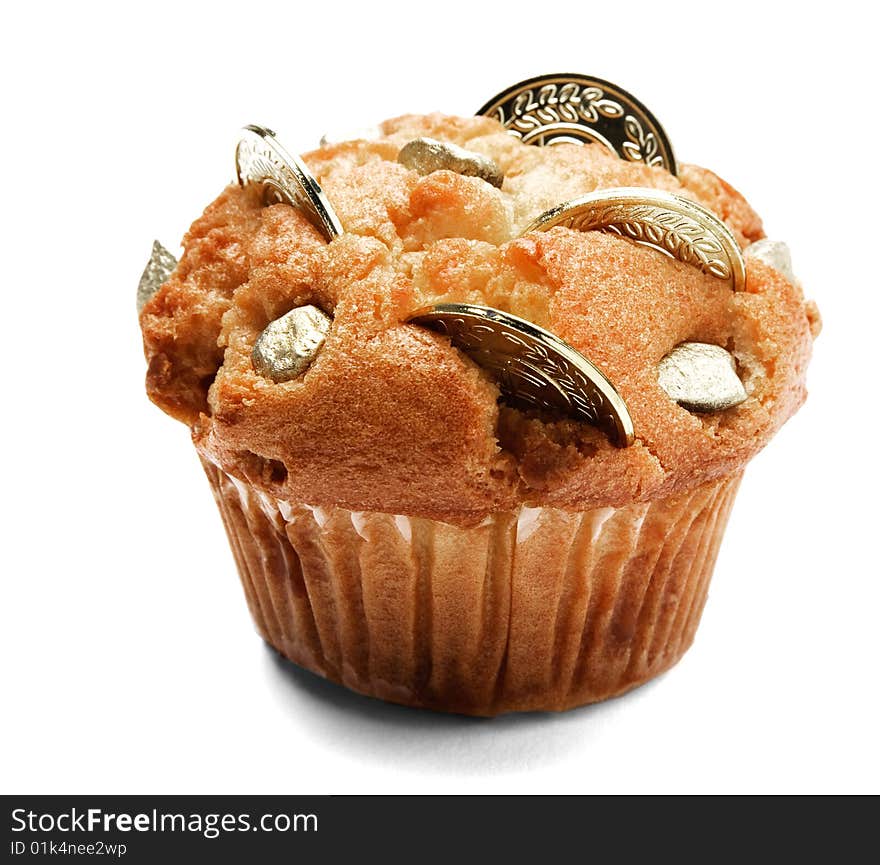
140 184 265 424
140 114 816 524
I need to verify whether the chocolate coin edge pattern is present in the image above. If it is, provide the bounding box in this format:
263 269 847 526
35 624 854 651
525 186 746 290
408 303 634 447
476 72 676 175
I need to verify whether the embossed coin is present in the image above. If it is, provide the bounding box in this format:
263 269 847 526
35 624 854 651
526 187 746 291
235 125 342 241
252 305 332 383
398 137 504 188
137 240 177 313
657 342 747 413
408 303 633 446
476 73 676 174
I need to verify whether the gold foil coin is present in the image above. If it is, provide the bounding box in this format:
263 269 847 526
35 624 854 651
657 342 747 413
526 187 746 291
408 303 633 446
476 73 676 174
235 124 342 241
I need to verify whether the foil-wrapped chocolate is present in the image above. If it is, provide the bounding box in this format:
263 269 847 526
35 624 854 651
252 305 332 383
658 342 747 413
398 137 504 188
137 241 178 313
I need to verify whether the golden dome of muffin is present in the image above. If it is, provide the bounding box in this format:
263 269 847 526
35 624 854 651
141 113 817 525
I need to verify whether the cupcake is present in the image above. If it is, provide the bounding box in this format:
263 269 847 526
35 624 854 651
139 76 819 715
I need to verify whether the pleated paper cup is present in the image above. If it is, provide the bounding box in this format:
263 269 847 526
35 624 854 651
202 457 741 715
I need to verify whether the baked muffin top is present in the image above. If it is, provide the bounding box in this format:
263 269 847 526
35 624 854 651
140 114 819 525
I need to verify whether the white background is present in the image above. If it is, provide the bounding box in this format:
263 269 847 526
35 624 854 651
3 1 877 794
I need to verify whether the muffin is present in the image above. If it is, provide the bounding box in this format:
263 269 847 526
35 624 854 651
139 92 818 715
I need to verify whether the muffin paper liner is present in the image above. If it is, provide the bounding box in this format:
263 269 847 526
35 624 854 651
202 458 741 715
